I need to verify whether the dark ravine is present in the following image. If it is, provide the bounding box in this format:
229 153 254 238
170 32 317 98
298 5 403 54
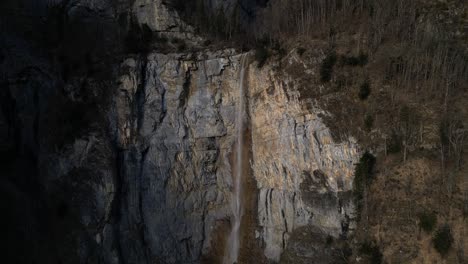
112 149 126 264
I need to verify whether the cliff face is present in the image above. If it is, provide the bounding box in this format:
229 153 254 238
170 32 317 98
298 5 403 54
0 1 405 264
105 48 359 263
113 51 243 263
247 62 359 262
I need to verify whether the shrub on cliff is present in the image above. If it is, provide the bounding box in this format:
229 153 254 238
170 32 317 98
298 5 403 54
365 114 374 132
340 53 368 66
255 46 269 68
433 224 453 256
354 152 376 190
353 151 376 220
418 211 437 233
359 241 383 264
387 131 402 153
320 51 337 82
297 47 306 56
359 79 371 100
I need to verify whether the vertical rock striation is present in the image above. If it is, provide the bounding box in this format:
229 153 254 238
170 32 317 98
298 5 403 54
247 64 359 262
113 51 250 263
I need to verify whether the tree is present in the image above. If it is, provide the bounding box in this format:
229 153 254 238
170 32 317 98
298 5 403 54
433 224 453 256
400 105 418 162
365 114 374 132
418 211 437 233
353 151 376 221
255 46 269 68
447 119 467 171
320 51 337 82
359 79 371 100
359 241 383 264
439 118 450 171
439 114 467 171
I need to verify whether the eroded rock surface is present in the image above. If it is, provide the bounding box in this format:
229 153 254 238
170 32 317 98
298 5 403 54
247 63 359 262
112 51 249 263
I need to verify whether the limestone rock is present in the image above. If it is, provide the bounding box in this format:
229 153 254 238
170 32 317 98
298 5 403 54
247 63 359 262
112 51 247 263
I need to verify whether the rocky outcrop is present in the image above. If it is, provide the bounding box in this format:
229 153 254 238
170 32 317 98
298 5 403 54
132 0 201 42
247 62 359 262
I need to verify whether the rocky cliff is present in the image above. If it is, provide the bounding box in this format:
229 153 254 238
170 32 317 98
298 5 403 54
1 4 359 260
113 51 243 263
247 60 359 262
106 48 359 263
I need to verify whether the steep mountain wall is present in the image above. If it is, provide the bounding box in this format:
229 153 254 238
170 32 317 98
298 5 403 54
106 48 360 263
112 51 243 263
247 63 359 262
1 35 359 264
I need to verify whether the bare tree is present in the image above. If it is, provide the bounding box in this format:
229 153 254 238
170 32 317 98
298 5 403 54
400 105 418 162
447 120 467 171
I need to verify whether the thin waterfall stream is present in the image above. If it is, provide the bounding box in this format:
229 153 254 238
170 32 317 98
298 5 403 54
224 54 248 264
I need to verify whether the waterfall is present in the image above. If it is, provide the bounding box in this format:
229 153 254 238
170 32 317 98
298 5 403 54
224 54 248 264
